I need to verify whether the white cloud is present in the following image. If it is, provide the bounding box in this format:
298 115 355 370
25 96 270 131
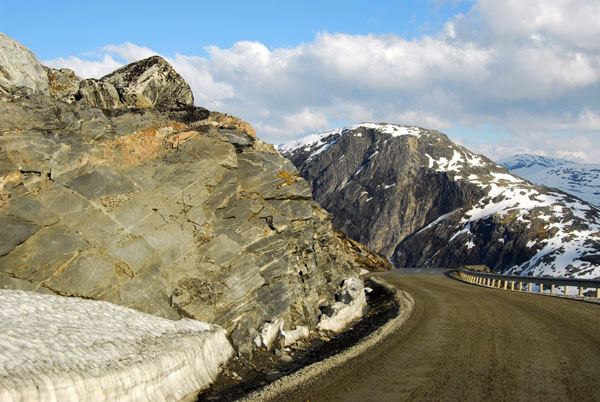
102 42 158 63
43 54 122 78
42 0 600 162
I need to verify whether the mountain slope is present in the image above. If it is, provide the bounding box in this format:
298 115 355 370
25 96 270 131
499 154 600 207
279 123 600 278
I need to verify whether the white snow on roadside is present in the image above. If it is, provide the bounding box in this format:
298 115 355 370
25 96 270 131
255 319 283 350
281 327 310 347
317 277 367 333
0 290 233 402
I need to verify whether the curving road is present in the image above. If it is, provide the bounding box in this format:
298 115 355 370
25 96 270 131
276 272 600 402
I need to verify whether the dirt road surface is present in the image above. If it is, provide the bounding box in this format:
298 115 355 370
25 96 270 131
275 272 600 402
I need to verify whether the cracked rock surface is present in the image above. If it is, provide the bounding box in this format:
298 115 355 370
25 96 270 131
0 34 377 353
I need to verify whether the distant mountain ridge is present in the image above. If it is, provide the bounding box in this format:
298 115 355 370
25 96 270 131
279 123 600 278
499 154 600 207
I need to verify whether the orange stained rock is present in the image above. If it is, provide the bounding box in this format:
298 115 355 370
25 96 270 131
93 122 189 168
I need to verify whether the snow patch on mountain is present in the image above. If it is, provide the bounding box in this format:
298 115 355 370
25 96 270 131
276 123 421 159
499 154 600 207
0 290 233 401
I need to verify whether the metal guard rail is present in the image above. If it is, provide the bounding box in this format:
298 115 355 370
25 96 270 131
456 268 600 298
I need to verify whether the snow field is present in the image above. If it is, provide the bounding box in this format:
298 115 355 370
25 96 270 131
0 290 233 402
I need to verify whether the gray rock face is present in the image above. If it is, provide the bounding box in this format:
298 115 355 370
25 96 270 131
0 32 49 96
279 123 600 278
0 37 373 354
77 56 194 109
44 67 81 104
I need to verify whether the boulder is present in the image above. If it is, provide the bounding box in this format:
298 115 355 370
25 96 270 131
78 55 194 109
0 32 49 96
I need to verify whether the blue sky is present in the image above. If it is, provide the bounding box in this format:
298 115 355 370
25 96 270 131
2 1 599 163
2 1 470 59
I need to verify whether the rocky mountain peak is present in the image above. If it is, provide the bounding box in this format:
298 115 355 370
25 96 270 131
280 123 600 278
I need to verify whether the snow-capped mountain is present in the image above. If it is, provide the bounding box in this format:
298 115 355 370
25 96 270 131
499 154 600 207
279 123 600 278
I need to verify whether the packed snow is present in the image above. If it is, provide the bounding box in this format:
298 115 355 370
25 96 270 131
317 277 367 333
0 290 233 402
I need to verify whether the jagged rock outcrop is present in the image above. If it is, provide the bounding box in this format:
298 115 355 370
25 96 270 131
0 36 373 355
76 56 194 109
0 33 49 96
279 123 600 278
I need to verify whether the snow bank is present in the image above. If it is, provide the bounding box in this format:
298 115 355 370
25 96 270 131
0 290 233 402
317 277 367 333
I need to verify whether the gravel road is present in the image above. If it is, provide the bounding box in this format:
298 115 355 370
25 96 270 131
262 272 600 402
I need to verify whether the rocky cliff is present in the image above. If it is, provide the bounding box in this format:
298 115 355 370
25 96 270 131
279 123 600 278
0 33 373 356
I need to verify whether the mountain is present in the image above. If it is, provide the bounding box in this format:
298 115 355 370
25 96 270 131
0 31 375 366
499 154 600 207
278 123 600 278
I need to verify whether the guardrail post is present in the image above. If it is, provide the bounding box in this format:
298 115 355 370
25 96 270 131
503 280 508 290
518 282 523 291
511 281 515 291
597 288 600 298
539 283 544 293
528 283 533 292
551 284 555 294
579 286 584 297
564 285 569 295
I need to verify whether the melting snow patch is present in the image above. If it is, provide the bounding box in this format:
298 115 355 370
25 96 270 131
425 154 435 169
450 223 471 242
281 326 310 347
434 150 464 172
491 172 523 184
466 154 484 167
317 277 366 333
417 209 461 234
0 290 233 402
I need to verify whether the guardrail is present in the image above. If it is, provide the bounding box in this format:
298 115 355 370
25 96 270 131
456 268 600 298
